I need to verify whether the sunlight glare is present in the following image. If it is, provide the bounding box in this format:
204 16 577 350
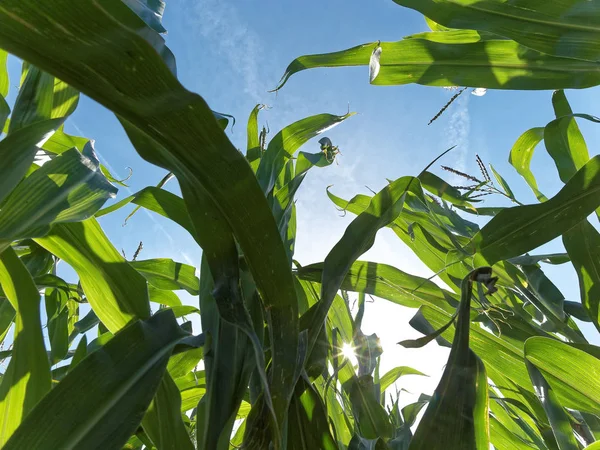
341 343 356 361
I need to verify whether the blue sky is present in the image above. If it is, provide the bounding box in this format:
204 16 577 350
6 0 600 403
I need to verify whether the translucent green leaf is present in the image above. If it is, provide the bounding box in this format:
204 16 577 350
3 310 190 450
563 220 600 331
9 64 54 134
0 248 51 446
419 171 475 207
379 366 427 396
545 91 591 184
0 49 8 97
130 258 199 295
473 155 600 264
276 35 600 91
256 112 352 194
0 118 64 206
525 338 600 416
0 147 117 250
35 219 151 331
44 287 69 364
393 0 600 61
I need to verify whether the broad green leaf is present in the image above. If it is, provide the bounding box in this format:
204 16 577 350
489 164 515 200
36 219 151 331
410 269 492 450
472 155 600 264
419 171 475 207
0 118 64 206
198 256 259 450
306 177 422 353
0 147 117 251
344 375 393 440
393 0 600 61
525 338 600 416
0 297 15 345
3 310 190 450
67 335 87 374
288 378 338 450
130 259 199 295
0 5 301 440
142 375 194 450
256 112 352 194
508 254 569 266
525 360 578 450
123 0 166 33
297 260 457 313
520 265 565 322
9 64 54 134
96 186 195 237
0 248 51 446
276 35 600 91
508 127 547 201
545 91 591 184
379 366 427 396
246 104 264 169
44 287 69 364
0 49 8 97
563 220 600 331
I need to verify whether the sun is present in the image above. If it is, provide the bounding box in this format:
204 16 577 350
341 343 356 361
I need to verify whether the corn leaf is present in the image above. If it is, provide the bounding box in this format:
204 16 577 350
508 127 547 202
0 248 51 446
0 147 117 250
0 118 64 205
3 310 190 450
130 259 199 295
563 221 600 331
276 34 600 91
392 0 600 62
473 155 600 264
0 4 301 438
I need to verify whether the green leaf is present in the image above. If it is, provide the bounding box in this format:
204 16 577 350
0 118 64 206
392 0 600 61
9 64 54 134
3 310 190 450
379 366 427 396
520 265 565 322
130 258 199 295
256 112 352 194
508 254 569 266
544 91 591 184
525 358 578 449
508 127 547 201
306 177 422 352
276 35 600 91
35 219 151 331
0 297 15 346
142 374 194 450
296 260 457 312
67 335 87 374
409 269 492 450
489 164 515 200
288 378 338 450
0 5 301 441
0 248 51 446
473 155 600 264
525 338 600 416
0 49 8 97
344 375 393 440
419 171 474 207
44 287 69 364
96 186 195 237
246 104 264 169
0 146 117 250
563 220 600 331
123 0 166 33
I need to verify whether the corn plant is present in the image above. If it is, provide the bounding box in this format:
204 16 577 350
0 1 599 450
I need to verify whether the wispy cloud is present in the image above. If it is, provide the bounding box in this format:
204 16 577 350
181 0 268 103
444 93 471 183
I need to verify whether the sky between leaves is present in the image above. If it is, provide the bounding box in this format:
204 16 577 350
4 0 600 410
